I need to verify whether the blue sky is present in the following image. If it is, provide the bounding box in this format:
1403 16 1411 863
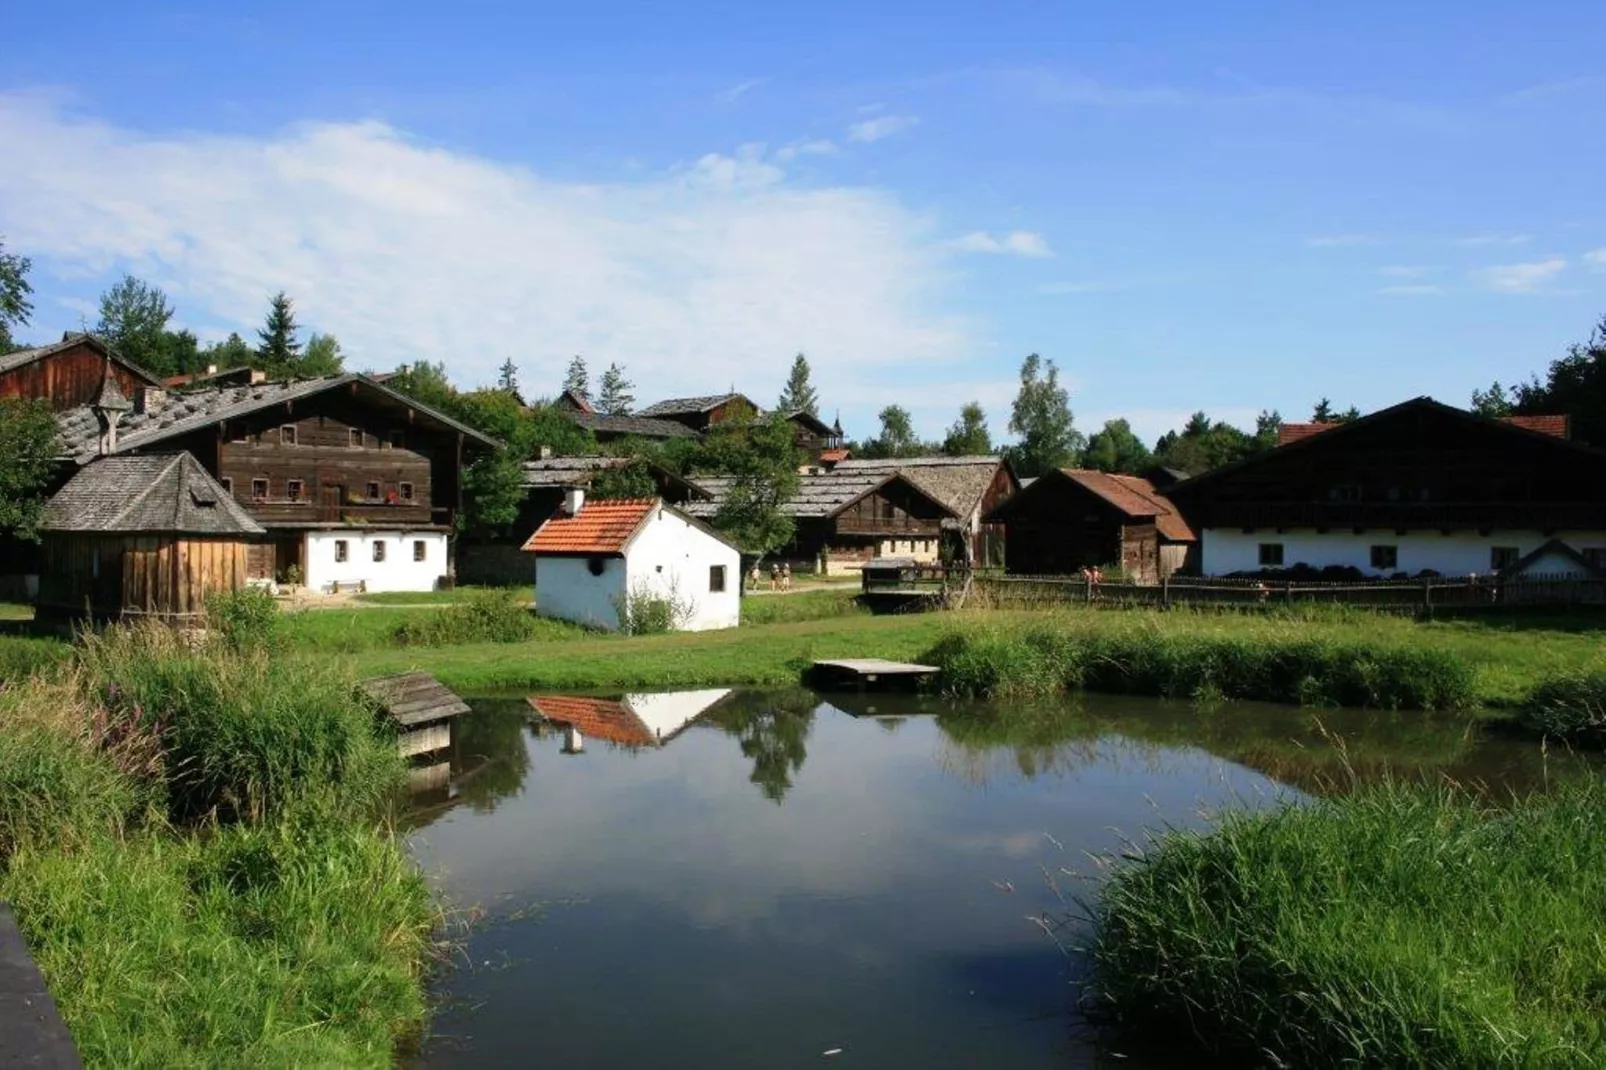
3 1 1605 444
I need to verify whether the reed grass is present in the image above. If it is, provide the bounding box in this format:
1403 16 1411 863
1087 779 1606 1066
1517 671 1606 746
926 617 1476 710
0 634 70 684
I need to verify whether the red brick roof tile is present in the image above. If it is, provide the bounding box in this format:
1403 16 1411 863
521 498 656 555
527 696 658 747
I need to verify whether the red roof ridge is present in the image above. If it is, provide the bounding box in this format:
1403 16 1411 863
522 497 659 555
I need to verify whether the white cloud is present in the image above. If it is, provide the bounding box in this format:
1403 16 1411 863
0 94 969 397
1378 285 1444 296
1376 265 1435 278
947 230 1052 258
846 115 919 143
1454 233 1531 247
1303 234 1378 248
773 138 837 162
1585 248 1606 269
717 78 767 103
1472 257 1567 294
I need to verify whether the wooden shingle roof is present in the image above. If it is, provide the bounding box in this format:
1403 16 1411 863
828 456 1009 519
42 452 265 535
637 393 752 418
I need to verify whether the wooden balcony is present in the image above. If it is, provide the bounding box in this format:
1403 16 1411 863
835 516 945 536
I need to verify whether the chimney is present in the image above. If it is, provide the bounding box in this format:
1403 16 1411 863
539 444 553 460
91 371 134 456
561 724 585 755
134 386 166 415
563 487 586 516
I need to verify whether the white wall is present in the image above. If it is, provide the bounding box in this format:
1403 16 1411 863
624 507 742 631
304 530 450 592
535 554 627 630
624 689 733 741
1201 529 1606 577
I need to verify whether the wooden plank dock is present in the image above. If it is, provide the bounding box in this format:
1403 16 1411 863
810 658 940 689
360 672 471 757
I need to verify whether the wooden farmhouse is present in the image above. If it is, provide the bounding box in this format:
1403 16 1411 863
785 410 847 468
1165 396 1605 578
522 492 742 632
0 334 161 410
826 456 1019 567
553 390 701 444
984 469 1196 583
38 452 265 621
52 372 497 593
635 393 758 433
686 470 959 574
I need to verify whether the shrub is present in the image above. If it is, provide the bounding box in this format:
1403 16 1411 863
613 581 692 636
75 624 402 822
1518 671 1606 746
206 586 282 651
1087 781 1606 1066
393 589 539 646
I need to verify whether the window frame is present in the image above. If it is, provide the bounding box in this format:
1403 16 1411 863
286 479 304 503
373 540 387 563
334 539 349 563
348 428 363 449
251 477 268 501
412 540 427 563
221 477 233 495
280 424 297 446
1258 542 1284 567
365 481 381 502
709 564 727 593
399 482 415 502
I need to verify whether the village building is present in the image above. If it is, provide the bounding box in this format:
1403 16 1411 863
552 390 700 443
52 372 497 593
0 333 161 410
826 456 1019 566
984 469 1196 583
522 492 741 632
163 365 267 390
527 689 733 752
1166 396 1606 578
785 410 847 469
37 452 265 621
635 393 758 433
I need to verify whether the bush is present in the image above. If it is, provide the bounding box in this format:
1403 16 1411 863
1518 671 1606 746
925 621 1475 710
392 589 539 646
613 581 692 636
75 624 402 822
206 586 282 651
1087 781 1606 1066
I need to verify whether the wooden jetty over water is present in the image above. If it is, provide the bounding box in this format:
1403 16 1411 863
810 658 940 690
360 671 471 757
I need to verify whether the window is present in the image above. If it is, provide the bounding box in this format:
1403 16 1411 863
280 425 297 446
1491 546 1520 571
221 477 233 495
709 564 727 592
1258 543 1284 567
286 479 304 502
251 478 268 501
881 499 896 521
373 541 387 563
334 540 349 563
349 428 363 448
413 540 427 562
1370 545 1398 570
387 430 405 449
399 482 414 502
365 481 381 501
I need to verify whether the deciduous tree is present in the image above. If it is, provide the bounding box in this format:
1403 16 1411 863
941 402 993 456
1082 418 1151 474
1005 353 1082 477
0 237 31 353
0 399 61 541
95 274 175 375
709 412 803 559
299 332 345 377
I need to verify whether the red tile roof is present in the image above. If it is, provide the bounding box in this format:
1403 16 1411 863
819 448 851 464
521 498 656 555
1278 413 1570 447
527 696 657 748
1060 470 1197 542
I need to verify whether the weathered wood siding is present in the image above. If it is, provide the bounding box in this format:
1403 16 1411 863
834 484 948 536
974 464 1019 567
39 534 251 618
0 341 156 410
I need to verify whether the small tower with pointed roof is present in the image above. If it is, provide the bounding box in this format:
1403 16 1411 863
91 368 134 456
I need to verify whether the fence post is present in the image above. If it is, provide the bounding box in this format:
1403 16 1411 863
1422 579 1432 615
1161 573 1171 610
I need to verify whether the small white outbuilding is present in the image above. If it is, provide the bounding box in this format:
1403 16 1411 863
522 490 741 632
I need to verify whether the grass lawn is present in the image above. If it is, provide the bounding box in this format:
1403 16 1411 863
351 585 531 606
0 602 34 621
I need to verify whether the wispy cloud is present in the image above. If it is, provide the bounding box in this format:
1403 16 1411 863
1377 265 1436 278
717 78 767 103
1504 76 1605 103
1584 249 1606 269
1304 234 1378 249
1378 285 1444 296
773 138 837 162
0 94 969 399
948 230 1052 258
1454 233 1531 248
846 115 919 143
1472 257 1567 294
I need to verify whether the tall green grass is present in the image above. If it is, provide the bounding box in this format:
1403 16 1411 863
926 618 1475 710
0 634 70 685
1518 671 1606 746
392 588 583 646
1087 780 1606 1066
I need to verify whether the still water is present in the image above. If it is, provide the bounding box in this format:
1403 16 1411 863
405 689 1562 1069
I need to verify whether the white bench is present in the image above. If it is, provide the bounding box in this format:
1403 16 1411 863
329 579 368 594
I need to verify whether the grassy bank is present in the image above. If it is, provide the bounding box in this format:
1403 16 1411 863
1088 779 1606 1066
0 620 436 1068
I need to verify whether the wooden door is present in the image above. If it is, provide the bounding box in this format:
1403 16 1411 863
321 483 344 522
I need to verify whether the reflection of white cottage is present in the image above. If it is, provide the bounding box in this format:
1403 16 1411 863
521 491 741 632
528 689 733 751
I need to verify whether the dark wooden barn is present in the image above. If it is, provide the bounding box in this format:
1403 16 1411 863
635 393 757 433
985 469 1196 583
827 456 1019 567
38 452 266 621
0 334 161 410
786 410 845 466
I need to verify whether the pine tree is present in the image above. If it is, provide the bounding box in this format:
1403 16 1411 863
256 291 301 376
597 362 635 415
776 352 820 416
563 355 590 402
497 358 519 393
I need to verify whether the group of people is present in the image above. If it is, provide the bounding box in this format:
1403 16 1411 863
748 561 793 592
1079 564 1103 597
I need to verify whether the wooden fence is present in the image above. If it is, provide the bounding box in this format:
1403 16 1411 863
921 570 1606 611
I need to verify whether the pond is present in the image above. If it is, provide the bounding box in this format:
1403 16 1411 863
404 689 1569 1068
